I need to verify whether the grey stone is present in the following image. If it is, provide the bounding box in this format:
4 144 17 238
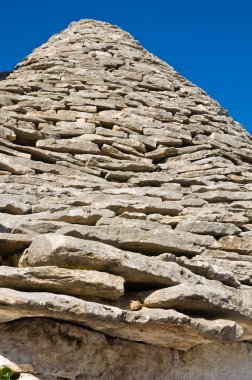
175 219 241 237
19 233 200 287
199 191 252 202
57 225 219 255
0 195 32 215
0 265 124 300
34 207 115 225
143 283 252 329
40 121 96 137
36 137 100 154
0 153 34 174
85 155 155 172
0 126 16 141
158 254 241 288
0 288 244 349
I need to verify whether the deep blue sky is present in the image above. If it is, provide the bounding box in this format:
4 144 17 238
0 0 251 134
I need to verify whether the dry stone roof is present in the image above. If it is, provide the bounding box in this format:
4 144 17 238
0 19 251 379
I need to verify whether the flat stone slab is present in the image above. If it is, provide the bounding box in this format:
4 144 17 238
0 266 124 300
219 236 252 255
40 121 96 137
199 191 252 202
175 220 241 236
65 191 184 216
19 234 200 288
35 207 115 225
57 225 220 255
0 153 34 174
158 253 241 288
144 283 252 324
85 155 155 172
0 288 244 350
36 138 100 154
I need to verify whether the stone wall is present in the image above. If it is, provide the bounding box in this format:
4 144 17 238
0 19 251 379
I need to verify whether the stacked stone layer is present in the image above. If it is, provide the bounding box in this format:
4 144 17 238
0 20 251 379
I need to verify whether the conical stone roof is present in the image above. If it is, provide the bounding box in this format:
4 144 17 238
0 20 251 379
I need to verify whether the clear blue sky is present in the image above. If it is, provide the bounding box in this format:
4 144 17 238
0 0 251 134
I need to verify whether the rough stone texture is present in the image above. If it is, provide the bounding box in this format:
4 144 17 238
0 19 251 379
0 265 124 300
0 318 251 380
19 234 201 287
143 283 252 330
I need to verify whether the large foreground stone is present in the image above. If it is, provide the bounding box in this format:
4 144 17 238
0 288 245 350
19 234 200 288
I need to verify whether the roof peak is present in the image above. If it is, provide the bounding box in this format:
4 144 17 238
64 18 137 39
69 19 123 27
3 18 251 143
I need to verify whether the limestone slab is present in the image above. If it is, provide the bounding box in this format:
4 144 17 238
58 225 219 255
36 138 100 154
0 288 244 350
0 266 124 300
19 234 200 287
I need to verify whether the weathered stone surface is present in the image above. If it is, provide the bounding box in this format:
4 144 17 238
199 191 252 202
0 194 32 215
0 126 16 141
36 137 100 154
0 266 124 300
63 191 184 216
1 318 251 380
0 153 34 174
159 253 241 287
0 288 244 349
0 18 252 378
181 206 249 226
97 215 163 230
85 155 155 172
2 122 48 145
176 219 241 236
144 283 252 323
58 225 219 255
201 249 252 285
40 121 96 137
219 236 252 255
97 110 145 133
19 234 200 287
33 207 115 225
